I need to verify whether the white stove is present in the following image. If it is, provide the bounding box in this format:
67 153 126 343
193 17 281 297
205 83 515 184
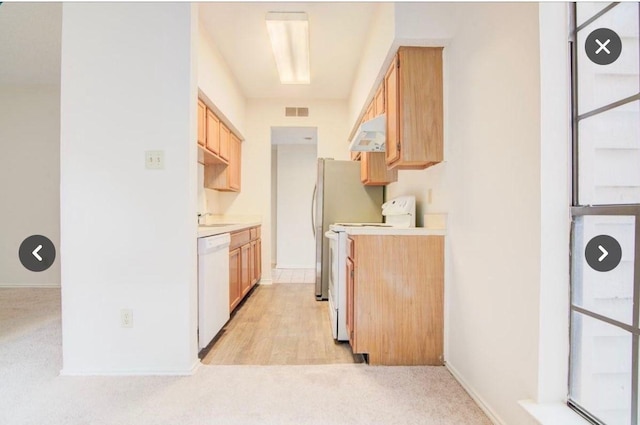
324 196 416 341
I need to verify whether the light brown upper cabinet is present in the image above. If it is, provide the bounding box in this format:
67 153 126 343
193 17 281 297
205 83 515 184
219 122 230 162
197 99 206 147
385 47 443 169
360 82 397 186
206 109 220 155
228 133 241 191
207 132 241 192
199 97 243 192
374 83 385 116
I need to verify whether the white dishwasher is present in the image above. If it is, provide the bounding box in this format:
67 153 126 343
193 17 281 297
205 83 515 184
198 233 230 350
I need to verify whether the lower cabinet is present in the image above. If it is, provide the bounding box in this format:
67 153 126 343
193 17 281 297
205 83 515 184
229 225 262 313
347 234 444 365
229 247 241 311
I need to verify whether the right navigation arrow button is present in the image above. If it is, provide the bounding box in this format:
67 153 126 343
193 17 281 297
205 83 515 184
597 245 608 262
585 235 621 272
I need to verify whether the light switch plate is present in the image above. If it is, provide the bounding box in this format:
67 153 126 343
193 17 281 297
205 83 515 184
145 150 164 170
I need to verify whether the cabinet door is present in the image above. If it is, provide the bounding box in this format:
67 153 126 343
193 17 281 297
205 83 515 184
384 56 400 165
219 123 230 162
229 135 241 191
206 109 220 155
250 240 258 286
361 152 397 186
197 100 206 147
346 257 355 347
374 83 385 116
240 243 251 296
256 238 262 281
229 248 241 312
365 101 374 121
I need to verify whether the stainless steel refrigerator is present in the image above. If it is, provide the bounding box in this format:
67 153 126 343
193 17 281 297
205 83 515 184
313 158 383 300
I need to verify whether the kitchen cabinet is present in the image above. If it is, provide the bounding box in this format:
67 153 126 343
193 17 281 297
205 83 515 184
197 99 206 147
205 129 242 192
229 247 241 311
360 82 397 186
198 97 242 191
240 244 251 297
346 234 444 365
206 109 220 156
228 225 262 313
385 46 443 169
346 256 355 346
219 122 230 162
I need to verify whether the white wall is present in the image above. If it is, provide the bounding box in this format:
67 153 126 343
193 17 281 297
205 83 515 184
347 3 395 130
378 3 548 425
212 99 350 282
276 144 317 268
59 3 198 374
197 21 246 220
0 85 60 287
197 25 246 136
271 146 278 266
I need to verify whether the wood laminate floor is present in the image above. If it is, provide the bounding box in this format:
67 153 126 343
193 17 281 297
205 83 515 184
201 282 359 365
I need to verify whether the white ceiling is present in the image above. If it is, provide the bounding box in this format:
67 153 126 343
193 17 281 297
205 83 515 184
199 2 377 100
0 3 62 85
271 126 317 145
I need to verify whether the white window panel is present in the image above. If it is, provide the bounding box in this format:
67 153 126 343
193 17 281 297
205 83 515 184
578 101 640 205
577 2 639 115
570 312 633 425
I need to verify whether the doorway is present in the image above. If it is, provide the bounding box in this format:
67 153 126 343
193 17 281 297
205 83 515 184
271 127 318 274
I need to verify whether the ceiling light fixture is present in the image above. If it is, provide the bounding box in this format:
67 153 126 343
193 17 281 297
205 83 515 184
265 12 310 84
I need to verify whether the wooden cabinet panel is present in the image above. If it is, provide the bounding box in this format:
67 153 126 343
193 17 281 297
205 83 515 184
205 134 241 192
206 109 220 155
229 226 262 313
229 248 241 312
219 122 230 162
384 57 400 165
360 151 397 186
387 47 443 170
348 234 444 366
240 244 251 297
374 83 385 116
346 257 355 347
197 100 206 147
229 134 241 191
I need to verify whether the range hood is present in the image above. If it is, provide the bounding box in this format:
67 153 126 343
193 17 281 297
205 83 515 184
348 114 386 152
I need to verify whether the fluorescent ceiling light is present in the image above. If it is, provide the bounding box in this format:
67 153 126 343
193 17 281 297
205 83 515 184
266 12 310 84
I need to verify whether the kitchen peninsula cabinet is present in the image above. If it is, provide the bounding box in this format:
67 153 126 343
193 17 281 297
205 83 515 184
347 234 444 365
385 47 443 169
229 225 261 312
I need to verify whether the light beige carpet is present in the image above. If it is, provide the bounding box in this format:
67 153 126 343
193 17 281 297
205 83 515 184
0 288 491 425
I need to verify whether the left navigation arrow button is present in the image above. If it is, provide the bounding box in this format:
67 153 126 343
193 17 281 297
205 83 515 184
19 235 56 272
32 245 43 262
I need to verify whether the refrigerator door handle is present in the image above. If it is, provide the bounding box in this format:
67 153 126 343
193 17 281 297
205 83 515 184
311 184 317 237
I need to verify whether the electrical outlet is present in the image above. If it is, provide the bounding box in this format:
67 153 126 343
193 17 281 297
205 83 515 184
121 309 133 328
145 150 164 170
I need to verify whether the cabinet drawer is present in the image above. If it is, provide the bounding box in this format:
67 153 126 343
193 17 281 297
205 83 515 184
347 237 355 260
230 229 251 250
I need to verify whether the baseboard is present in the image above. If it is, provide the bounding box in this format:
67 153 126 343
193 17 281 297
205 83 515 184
446 362 506 425
60 359 201 377
259 278 273 285
0 283 61 288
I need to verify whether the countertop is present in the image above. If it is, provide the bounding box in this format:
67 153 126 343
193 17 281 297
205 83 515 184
329 224 446 236
198 216 262 238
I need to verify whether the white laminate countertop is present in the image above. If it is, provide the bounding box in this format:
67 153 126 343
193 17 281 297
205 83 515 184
344 227 446 236
198 222 261 238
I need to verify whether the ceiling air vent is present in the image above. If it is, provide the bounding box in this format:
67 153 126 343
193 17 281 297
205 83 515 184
285 107 309 117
